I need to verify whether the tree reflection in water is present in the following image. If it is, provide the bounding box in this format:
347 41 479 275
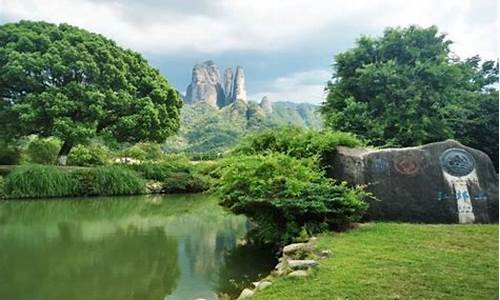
0 194 275 300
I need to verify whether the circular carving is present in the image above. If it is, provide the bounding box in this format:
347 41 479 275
394 155 420 176
440 148 475 177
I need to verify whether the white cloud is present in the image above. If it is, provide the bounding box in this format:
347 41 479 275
1 0 497 103
250 69 331 103
0 0 497 58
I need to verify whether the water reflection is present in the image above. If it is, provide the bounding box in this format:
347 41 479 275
0 194 275 300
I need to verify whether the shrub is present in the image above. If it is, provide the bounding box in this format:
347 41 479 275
0 141 21 165
72 166 145 196
24 138 60 164
162 172 210 193
216 153 368 243
128 158 211 193
3 165 76 198
128 158 191 181
233 126 363 161
0 176 5 198
120 142 165 161
67 144 109 166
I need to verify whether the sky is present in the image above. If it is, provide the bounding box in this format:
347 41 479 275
0 0 498 104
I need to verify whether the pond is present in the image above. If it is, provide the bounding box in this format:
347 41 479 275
0 194 277 300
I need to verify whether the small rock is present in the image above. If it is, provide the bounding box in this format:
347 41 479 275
309 237 318 242
257 281 272 291
319 250 332 257
274 262 282 270
288 260 318 270
282 243 310 256
237 288 254 300
288 270 308 277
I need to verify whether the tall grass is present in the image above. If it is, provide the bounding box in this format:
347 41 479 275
3 165 76 198
2 165 145 199
74 166 145 196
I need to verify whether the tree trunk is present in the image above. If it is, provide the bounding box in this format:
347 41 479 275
57 141 73 166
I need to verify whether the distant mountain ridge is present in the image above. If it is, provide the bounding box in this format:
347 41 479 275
162 100 323 156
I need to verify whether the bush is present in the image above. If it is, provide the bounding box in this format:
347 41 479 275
120 142 164 161
72 166 145 196
24 138 60 164
67 144 109 166
128 157 191 181
0 141 21 165
128 158 211 193
3 165 76 198
233 126 363 160
0 176 5 198
162 172 210 193
216 153 368 243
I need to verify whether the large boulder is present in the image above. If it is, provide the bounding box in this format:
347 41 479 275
327 140 498 223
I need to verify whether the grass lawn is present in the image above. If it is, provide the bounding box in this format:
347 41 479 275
254 223 499 300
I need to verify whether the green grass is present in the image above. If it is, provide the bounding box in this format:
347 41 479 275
254 223 499 300
3 165 77 198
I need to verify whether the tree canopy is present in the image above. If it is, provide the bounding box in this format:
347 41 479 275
320 25 499 166
0 21 182 164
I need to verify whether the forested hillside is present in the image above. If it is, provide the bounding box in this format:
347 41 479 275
162 100 322 156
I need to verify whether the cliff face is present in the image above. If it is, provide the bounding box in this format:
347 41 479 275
223 67 233 106
231 66 247 103
259 96 272 114
185 61 224 108
185 61 248 108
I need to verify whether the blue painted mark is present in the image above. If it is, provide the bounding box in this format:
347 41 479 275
473 192 488 201
437 192 451 201
371 158 390 175
462 191 470 202
438 191 487 201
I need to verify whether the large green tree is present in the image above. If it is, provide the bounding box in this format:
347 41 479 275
0 21 182 164
321 25 499 167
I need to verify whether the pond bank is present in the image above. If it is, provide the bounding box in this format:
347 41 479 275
0 162 213 199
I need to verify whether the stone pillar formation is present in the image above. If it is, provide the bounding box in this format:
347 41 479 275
184 61 248 108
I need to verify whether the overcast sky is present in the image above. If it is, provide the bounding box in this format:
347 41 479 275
0 0 498 103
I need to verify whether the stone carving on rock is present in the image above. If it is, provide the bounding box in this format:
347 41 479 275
440 148 475 177
327 140 498 224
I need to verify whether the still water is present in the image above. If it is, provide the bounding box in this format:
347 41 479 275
0 194 276 300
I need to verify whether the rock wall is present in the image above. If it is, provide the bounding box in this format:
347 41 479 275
327 140 498 223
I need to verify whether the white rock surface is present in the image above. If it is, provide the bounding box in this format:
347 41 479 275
231 65 247 102
257 281 273 291
282 243 310 256
288 259 318 270
237 288 254 299
288 270 308 277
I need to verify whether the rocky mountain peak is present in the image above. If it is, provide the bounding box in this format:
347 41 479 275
259 96 272 114
184 61 247 108
231 65 247 103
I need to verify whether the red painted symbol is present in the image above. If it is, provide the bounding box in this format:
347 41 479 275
394 156 420 176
